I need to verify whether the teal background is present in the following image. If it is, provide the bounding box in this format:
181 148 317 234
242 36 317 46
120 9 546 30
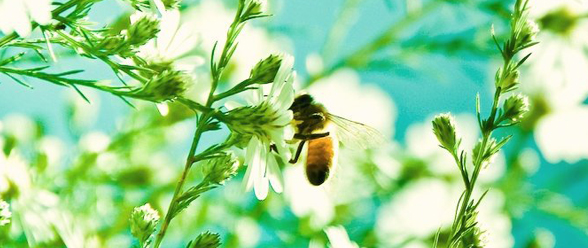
1 0 587 247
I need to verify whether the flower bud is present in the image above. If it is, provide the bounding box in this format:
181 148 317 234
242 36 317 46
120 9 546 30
241 0 265 21
432 113 458 151
126 0 150 10
187 231 221 248
130 203 159 245
519 20 539 46
162 0 181 10
140 70 189 102
202 152 239 185
127 13 160 47
225 103 291 137
250 54 282 84
97 35 127 54
0 200 11 226
496 68 519 93
502 93 530 123
472 138 497 168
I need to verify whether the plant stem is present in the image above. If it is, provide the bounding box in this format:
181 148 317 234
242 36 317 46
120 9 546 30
152 114 209 248
450 90 501 245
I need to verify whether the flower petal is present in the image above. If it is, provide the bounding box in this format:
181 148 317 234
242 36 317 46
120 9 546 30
243 137 261 191
266 153 284 193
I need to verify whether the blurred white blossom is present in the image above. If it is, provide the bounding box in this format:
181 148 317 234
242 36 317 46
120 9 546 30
136 9 203 72
284 165 335 229
523 0 588 162
183 0 290 82
535 106 588 163
325 225 359 248
0 0 52 37
376 179 458 245
79 132 111 153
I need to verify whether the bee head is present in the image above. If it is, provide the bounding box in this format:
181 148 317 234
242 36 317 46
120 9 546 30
289 94 314 112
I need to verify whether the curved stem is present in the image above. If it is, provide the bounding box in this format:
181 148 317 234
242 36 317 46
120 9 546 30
152 114 209 248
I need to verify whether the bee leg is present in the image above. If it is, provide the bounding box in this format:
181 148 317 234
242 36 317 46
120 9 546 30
270 144 278 153
289 140 306 164
293 132 330 140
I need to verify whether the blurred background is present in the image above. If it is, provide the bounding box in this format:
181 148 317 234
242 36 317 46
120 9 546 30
1 0 587 247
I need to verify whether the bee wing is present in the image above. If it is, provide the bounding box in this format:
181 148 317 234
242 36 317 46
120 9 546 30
327 114 387 149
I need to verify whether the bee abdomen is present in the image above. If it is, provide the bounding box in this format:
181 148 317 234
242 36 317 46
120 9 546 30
306 136 335 186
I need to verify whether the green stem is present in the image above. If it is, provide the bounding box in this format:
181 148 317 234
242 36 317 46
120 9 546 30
152 114 209 248
450 90 501 245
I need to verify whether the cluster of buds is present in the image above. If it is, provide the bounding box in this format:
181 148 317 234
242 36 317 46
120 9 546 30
202 152 239 185
518 19 539 47
225 103 286 138
139 70 189 102
495 66 520 94
126 12 161 47
187 231 221 248
240 0 265 21
501 93 530 123
0 199 11 226
130 203 160 245
432 113 459 152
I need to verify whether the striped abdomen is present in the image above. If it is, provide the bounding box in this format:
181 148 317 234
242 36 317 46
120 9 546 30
306 136 336 186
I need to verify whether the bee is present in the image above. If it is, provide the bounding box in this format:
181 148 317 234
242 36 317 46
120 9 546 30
288 94 385 186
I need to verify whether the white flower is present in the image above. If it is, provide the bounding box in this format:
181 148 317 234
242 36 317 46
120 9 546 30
535 106 588 163
284 165 335 229
241 55 295 200
474 190 514 248
376 179 458 245
0 0 52 37
522 0 588 162
183 0 289 82
136 9 203 72
324 226 359 248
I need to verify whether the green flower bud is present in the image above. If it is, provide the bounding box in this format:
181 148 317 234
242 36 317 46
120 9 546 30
432 113 458 151
140 70 189 102
130 203 159 245
127 13 160 47
496 68 519 93
225 103 290 137
125 0 150 10
520 20 539 46
202 152 239 185
241 0 264 21
187 231 221 248
502 93 530 123
0 200 11 226
162 0 181 10
97 35 128 55
250 54 282 84
472 138 497 168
